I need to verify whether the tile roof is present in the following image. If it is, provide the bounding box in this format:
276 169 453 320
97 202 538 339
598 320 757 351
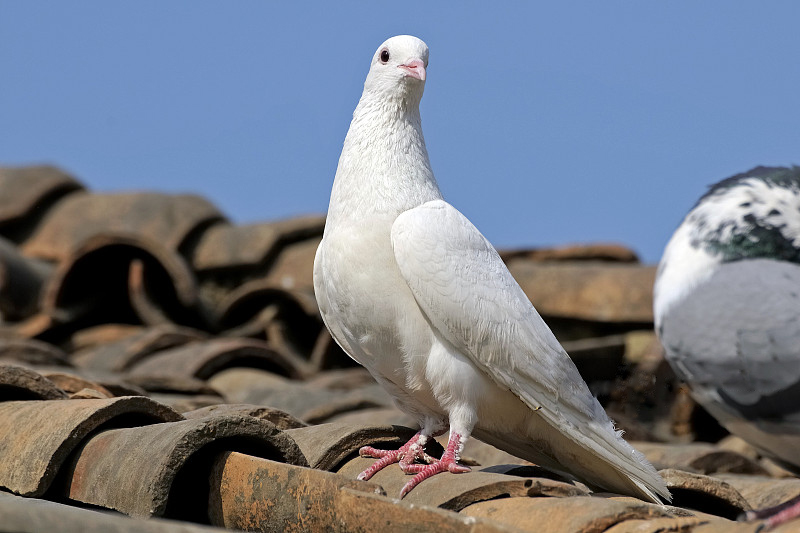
0 164 796 532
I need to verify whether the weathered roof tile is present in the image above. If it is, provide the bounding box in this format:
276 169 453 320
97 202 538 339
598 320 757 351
0 396 182 496
63 414 306 518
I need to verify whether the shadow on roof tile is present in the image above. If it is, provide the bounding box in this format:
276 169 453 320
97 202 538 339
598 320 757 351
286 423 431 471
0 237 52 321
0 396 182 497
659 469 750 520
37 233 207 337
63 414 306 519
71 324 208 372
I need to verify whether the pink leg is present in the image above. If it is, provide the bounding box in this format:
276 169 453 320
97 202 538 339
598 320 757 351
399 431 471 498
357 431 438 482
743 494 800 530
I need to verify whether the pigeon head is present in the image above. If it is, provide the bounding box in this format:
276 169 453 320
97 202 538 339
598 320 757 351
363 35 429 103
682 166 800 264
654 165 800 325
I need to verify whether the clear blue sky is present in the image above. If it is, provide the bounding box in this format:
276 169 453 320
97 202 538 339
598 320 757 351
2 2 798 263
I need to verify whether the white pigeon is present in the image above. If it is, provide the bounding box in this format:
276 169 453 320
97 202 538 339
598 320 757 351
654 167 800 527
313 35 669 502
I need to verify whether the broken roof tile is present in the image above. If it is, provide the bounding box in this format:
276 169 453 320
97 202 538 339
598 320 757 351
63 414 306 519
0 364 68 401
0 396 182 497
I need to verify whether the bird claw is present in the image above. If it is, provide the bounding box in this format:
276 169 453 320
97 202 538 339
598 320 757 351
399 458 471 498
357 432 432 482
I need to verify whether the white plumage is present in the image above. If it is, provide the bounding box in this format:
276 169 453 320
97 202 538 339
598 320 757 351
314 35 669 502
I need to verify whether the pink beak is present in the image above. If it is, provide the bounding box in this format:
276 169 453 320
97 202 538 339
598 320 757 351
398 58 426 81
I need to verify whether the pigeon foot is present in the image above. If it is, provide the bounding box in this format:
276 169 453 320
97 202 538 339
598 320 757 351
399 431 471 498
357 431 436 482
742 494 800 531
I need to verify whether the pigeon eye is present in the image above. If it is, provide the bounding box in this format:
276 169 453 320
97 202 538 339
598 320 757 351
380 50 390 63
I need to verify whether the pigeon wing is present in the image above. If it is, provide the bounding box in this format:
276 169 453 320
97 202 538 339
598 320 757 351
391 199 669 502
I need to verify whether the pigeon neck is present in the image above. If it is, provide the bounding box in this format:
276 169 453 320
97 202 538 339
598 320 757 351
327 94 443 222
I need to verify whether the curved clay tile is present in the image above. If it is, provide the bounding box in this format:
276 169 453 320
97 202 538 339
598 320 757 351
500 243 640 264
634 442 769 476
21 191 224 263
0 396 182 497
125 338 303 381
0 338 70 367
189 215 324 272
183 403 308 430
40 371 114 397
0 364 68 401
71 324 207 373
39 234 204 334
62 415 307 519
460 496 673 533
659 469 751 520
285 423 438 471
216 283 320 365
339 456 589 512
716 474 800 513
507 261 657 323
0 166 84 242
0 237 52 321
211 452 517 532
0 491 233 533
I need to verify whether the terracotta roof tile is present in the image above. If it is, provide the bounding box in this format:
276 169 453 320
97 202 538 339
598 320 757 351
0 492 231 533
286 423 430 471
71 324 208 372
0 363 68 400
464 496 677 533
21 191 224 262
0 166 84 241
507 261 656 322
125 337 302 381
0 165 799 531
0 396 181 496
63 414 305 518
